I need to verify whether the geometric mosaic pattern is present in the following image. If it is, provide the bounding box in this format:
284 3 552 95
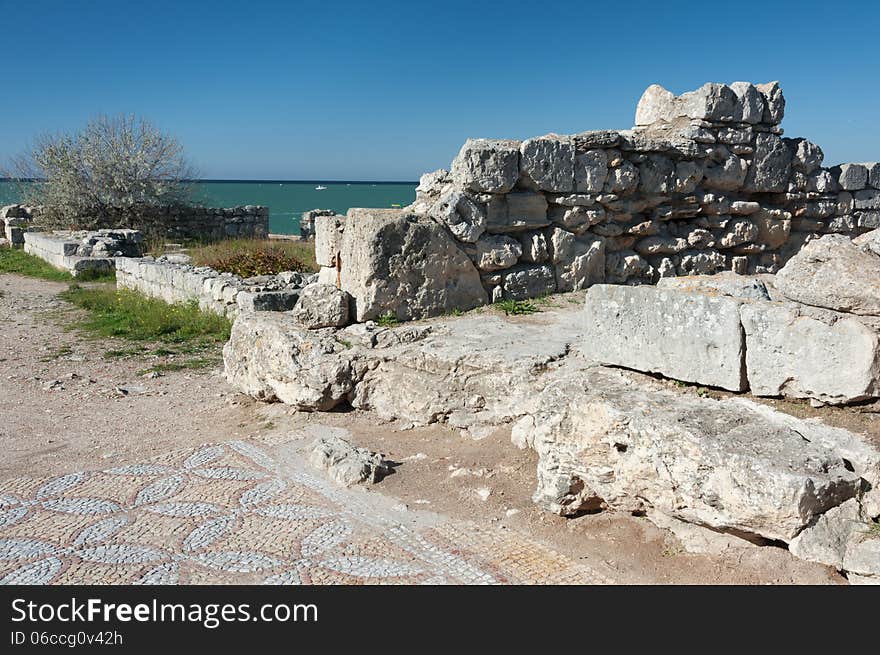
0 440 611 585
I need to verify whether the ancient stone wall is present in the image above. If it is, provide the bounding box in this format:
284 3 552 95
115 256 311 318
94 205 270 240
316 81 878 321
2 203 269 241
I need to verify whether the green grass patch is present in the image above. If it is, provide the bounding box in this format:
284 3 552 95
496 299 540 316
188 238 318 277
376 311 399 327
0 248 74 282
59 285 231 345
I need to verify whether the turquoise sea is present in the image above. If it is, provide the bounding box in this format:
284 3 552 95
0 180 418 235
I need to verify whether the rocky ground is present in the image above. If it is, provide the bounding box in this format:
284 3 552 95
0 273 851 584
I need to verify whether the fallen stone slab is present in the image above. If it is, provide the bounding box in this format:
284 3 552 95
789 499 880 583
522 367 875 543
224 307 583 438
581 284 747 391
775 234 880 316
741 301 880 405
309 435 392 486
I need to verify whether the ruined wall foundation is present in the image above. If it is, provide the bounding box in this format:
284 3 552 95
316 81 878 321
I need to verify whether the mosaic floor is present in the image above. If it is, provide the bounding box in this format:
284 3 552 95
0 439 612 585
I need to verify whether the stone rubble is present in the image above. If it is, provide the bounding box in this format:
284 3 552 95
223 304 880 580
309 435 392 486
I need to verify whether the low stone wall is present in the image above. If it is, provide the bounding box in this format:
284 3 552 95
22 230 143 277
151 205 269 241
4 203 268 242
115 257 311 318
79 205 270 240
315 80 878 322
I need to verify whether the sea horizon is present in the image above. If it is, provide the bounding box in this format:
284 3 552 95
0 178 419 234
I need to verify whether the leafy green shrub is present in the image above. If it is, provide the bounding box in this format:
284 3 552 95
496 299 540 315
376 311 399 327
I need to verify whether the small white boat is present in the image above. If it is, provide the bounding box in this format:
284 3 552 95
315 185 327 190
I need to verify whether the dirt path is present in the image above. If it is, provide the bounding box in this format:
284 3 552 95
0 274 263 478
0 273 843 584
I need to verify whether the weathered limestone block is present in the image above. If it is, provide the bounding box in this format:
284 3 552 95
702 148 748 190
450 138 520 193
604 161 639 195
604 250 649 284
635 84 676 126
836 163 869 191
486 192 549 232
581 284 746 391
475 234 522 271
756 81 785 124
717 218 758 248
679 82 739 122
429 189 486 243
868 162 880 189
677 249 726 275
349 313 581 436
549 228 605 291
730 81 765 124
742 301 880 404
309 436 391 486
856 211 880 230
338 209 488 321
575 149 608 193
223 312 355 410
787 138 824 174
744 133 793 192
635 83 740 125
527 368 863 541
775 234 880 316
290 284 350 329
314 214 346 267
502 264 556 300
548 205 604 233
520 136 575 192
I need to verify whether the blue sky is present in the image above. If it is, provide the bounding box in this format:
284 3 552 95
2 0 878 180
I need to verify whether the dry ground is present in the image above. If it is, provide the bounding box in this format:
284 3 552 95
1 272 856 584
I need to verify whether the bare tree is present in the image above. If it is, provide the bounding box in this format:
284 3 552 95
7 114 197 229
